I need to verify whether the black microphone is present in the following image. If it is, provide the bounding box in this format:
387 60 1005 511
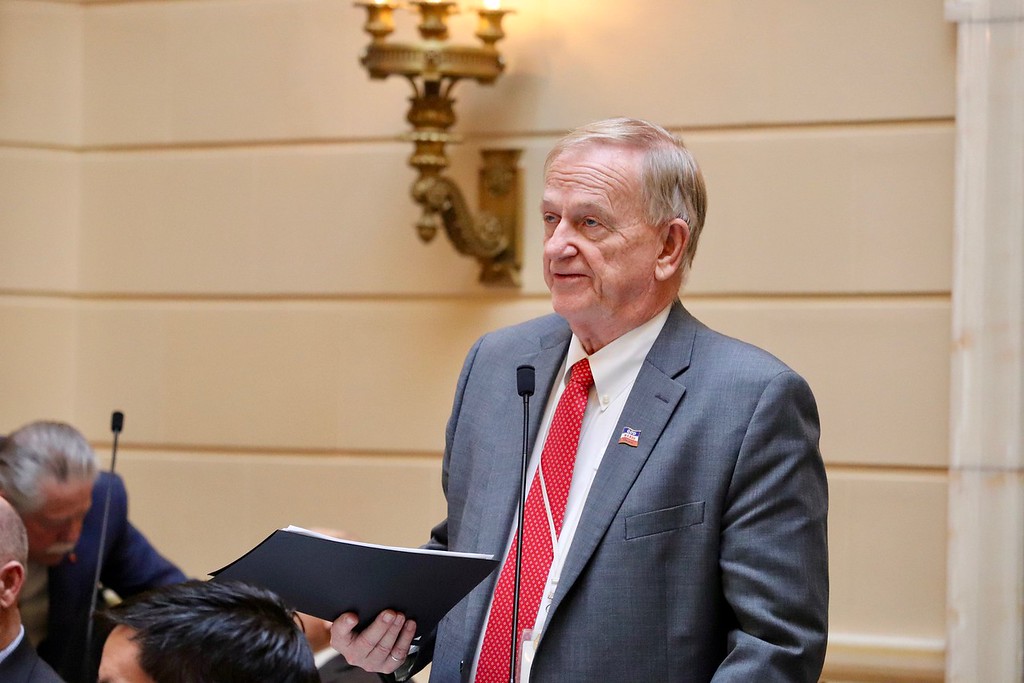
83 411 124 680
509 365 535 683
517 365 535 398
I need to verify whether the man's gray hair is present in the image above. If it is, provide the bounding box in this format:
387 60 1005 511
0 421 97 514
0 496 28 566
544 117 709 280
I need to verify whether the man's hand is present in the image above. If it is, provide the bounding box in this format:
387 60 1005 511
330 610 417 674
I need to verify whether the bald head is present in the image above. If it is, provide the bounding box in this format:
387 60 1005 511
0 497 28 567
0 494 29 647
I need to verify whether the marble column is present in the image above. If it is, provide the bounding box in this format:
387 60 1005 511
945 0 1024 680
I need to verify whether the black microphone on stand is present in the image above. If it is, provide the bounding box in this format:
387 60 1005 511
83 410 124 679
509 365 535 683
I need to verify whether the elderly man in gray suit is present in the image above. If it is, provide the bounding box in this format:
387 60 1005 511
332 117 829 682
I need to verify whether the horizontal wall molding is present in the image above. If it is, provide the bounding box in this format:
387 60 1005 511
824 633 945 682
2 118 956 155
0 290 952 304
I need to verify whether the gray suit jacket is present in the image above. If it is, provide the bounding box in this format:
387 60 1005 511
422 302 828 682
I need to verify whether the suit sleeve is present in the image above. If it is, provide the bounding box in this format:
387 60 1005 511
425 335 484 555
714 370 829 681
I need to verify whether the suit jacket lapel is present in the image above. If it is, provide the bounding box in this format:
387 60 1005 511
476 325 572 551
463 323 572 636
547 302 698 619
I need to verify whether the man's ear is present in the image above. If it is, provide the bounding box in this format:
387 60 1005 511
655 218 690 282
0 560 25 609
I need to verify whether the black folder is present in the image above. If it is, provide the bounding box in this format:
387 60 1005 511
210 526 498 638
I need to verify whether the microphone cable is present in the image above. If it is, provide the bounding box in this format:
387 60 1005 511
82 410 124 680
509 365 535 683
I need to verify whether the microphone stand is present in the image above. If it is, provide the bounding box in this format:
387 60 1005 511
510 365 535 683
83 410 124 681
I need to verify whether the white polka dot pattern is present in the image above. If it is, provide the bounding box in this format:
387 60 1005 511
475 359 594 683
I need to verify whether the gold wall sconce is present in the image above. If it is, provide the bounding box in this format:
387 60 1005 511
355 0 522 286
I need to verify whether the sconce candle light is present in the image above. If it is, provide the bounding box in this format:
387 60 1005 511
355 0 522 286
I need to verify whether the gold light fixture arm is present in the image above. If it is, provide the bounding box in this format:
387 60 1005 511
355 1 521 286
411 149 522 285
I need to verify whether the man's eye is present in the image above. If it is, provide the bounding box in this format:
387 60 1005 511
582 217 601 228
543 213 559 225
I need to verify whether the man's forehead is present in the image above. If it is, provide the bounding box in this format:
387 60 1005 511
543 173 643 224
549 139 643 169
34 476 93 515
99 625 155 683
546 146 641 194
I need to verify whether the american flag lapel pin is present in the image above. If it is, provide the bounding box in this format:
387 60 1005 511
618 426 640 448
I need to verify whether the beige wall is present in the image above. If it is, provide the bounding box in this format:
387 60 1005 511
0 0 955 679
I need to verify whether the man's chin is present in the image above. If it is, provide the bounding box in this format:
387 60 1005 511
550 289 594 316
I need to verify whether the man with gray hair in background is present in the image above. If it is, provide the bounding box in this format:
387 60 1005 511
0 493 63 681
0 421 185 683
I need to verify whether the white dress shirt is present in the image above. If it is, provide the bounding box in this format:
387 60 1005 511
0 625 26 666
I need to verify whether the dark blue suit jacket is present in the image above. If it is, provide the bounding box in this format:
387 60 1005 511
36 472 186 683
0 634 64 683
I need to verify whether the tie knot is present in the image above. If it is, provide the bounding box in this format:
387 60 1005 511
568 358 594 391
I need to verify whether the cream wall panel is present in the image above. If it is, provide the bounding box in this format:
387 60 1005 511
0 149 80 290
0 1 81 145
79 144 487 293
691 298 950 468
60 297 947 470
494 0 955 132
109 450 447 579
81 0 405 145
686 124 954 295
827 469 948 651
0 300 78 429
78 125 950 296
79 0 953 147
70 299 555 451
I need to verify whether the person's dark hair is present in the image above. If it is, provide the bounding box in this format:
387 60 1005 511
98 580 319 683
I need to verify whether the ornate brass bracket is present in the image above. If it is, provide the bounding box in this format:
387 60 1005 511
356 1 522 286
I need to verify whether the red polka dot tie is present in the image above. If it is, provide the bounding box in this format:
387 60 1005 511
475 358 594 683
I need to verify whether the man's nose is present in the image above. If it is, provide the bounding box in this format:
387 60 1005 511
544 220 578 259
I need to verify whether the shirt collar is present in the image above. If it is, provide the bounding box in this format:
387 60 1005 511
564 304 672 410
0 625 25 664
